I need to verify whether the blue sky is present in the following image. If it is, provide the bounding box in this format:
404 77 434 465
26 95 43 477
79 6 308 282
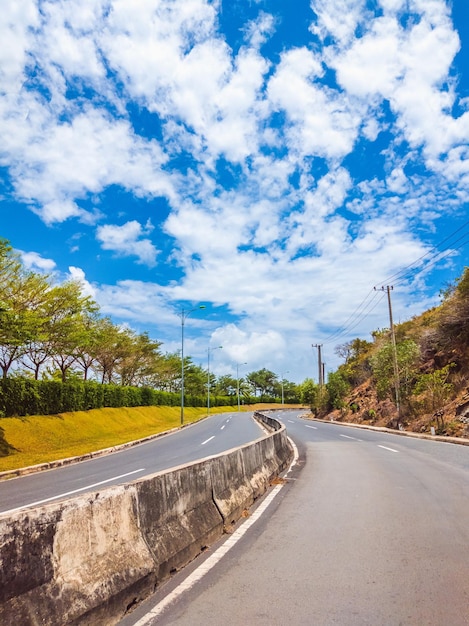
1 0 469 384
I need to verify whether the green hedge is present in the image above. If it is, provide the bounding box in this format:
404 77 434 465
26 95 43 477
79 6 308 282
0 378 237 417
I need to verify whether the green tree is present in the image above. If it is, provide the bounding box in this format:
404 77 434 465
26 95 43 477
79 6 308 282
47 282 98 382
413 365 454 427
214 374 238 396
151 352 181 392
326 370 350 410
183 359 207 395
279 380 300 403
246 368 278 397
335 337 372 385
92 318 130 384
370 339 420 402
117 331 162 387
20 282 98 381
73 312 102 381
0 240 51 377
298 378 319 407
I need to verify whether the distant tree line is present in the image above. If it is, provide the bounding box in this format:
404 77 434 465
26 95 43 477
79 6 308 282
0 238 305 416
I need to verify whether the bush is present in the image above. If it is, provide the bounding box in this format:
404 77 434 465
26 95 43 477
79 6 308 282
0 377 234 417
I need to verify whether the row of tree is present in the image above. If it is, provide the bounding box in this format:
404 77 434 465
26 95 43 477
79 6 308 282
0 239 304 404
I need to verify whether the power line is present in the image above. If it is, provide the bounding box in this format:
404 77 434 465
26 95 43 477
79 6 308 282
375 219 469 288
320 219 469 348
322 290 384 345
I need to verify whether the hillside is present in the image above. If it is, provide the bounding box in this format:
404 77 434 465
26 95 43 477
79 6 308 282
317 268 469 438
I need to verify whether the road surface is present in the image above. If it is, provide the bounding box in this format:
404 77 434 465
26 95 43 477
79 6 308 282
121 410 469 626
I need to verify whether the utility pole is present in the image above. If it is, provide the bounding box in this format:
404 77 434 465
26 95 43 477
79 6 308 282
312 344 323 387
375 286 400 425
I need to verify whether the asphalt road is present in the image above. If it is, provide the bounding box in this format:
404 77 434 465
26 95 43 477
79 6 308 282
0 411 265 515
122 410 469 626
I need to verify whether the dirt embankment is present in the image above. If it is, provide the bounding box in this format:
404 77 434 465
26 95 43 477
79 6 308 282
322 380 469 439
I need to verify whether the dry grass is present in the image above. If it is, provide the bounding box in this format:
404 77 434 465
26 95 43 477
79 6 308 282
0 405 236 472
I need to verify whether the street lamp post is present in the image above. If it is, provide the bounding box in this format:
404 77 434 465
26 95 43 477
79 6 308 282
179 305 205 426
236 362 247 412
207 345 222 415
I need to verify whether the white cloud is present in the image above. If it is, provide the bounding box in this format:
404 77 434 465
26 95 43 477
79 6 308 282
96 220 158 266
333 17 403 98
0 0 39 93
332 4 464 166
67 266 97 299
203 323 287 374
244 11 276 49
95 279 188 338
19 250 56 273
310 0 367 45
386 166 408 194
38 1 105 82
5 107 172 224
267 47 360 160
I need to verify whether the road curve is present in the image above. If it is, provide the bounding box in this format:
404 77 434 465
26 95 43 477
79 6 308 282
121 410 469 626
0 411 265 515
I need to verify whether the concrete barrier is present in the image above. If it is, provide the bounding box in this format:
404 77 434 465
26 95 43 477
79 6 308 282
0 413 292 625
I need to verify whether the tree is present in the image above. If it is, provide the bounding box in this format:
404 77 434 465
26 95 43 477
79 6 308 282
183 359 207 396
246 368 277 397
92 318 130 384
73 312 102 381
335 338 372 385
0 241 51 377
326 370 350 410
117 331 162 387
151 352 181 392
434 267 469 358
370 339 420 402
279 380 300 404
214 374 238 396
298 378 318 407
46 282 98 382
413 365 454 431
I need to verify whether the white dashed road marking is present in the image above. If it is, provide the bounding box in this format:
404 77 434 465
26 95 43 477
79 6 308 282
201 436 215 445
378 445 399 453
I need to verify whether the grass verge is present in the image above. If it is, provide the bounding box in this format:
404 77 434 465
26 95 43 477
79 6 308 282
0 405 236 472
0 403 301 473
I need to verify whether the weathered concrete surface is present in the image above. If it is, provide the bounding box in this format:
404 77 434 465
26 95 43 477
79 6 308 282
0 412 292 625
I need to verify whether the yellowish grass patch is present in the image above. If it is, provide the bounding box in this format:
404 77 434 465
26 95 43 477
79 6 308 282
0 405 236 472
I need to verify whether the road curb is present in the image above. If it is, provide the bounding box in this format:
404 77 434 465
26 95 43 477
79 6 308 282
304 415 469 447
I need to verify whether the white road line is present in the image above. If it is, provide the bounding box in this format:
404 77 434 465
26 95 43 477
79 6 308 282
201 436 215 445
378 445 399 453
220 425 226 430
1 468 146 515
305 425 317 429
288 420 295 423
340 434 356 440
133 438 299 626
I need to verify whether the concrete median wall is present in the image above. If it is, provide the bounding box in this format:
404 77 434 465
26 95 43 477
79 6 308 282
0 412 292 626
